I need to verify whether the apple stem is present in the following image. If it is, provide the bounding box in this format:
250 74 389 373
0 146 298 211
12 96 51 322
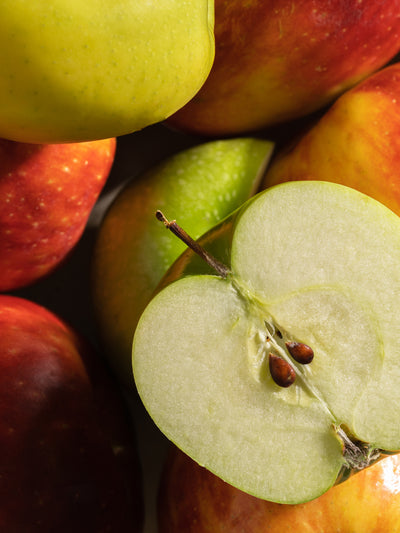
156 210 231 279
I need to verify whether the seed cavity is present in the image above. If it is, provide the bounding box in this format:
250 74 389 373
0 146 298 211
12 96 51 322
269 353 296 388
286 341 314 364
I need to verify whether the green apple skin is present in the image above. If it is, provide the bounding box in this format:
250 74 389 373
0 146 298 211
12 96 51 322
0 1 214 143
91 138 274 387
262 62 400 217
168 0 400 136
0 295 143 532
158 447 400 533
0 137 116 291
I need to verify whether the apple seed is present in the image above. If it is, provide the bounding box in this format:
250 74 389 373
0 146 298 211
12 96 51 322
269 353 296 388
286 341 314 364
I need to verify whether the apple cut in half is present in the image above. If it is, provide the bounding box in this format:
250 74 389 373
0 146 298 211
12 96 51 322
132 181 400 504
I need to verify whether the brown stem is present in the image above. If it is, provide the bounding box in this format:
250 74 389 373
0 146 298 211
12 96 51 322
156 210 231 279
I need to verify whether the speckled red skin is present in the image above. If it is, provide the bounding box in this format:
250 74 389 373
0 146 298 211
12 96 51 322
158 447 400 533
263 62 400 217
169 0 400 136
0 137 116 291
0 295 143 532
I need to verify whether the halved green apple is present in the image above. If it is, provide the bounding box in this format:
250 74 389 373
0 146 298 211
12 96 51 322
132 181 400 504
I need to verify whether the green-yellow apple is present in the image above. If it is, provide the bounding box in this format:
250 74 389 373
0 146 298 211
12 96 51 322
0 137 115 291
133 181 400 503
0 294 143 531
0 1 214 143
262 62 400 216
158 447 400 533
168 0 400 136
92 137 274 387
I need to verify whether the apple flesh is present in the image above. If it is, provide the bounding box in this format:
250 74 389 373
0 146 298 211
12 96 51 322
133 181 400 503
0 295 143 531
0 137 115 291
168 0 400 136
0 0 214 143
158 447 400 533
92 137 274 387
262 62 400 217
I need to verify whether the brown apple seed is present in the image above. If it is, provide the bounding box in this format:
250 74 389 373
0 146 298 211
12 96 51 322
285 342 314 364
269 353 296 388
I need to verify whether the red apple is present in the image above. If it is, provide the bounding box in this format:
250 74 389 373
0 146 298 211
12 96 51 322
168 0 400 136
158 447 400 532
0 294 143 532
262 62 400 217
0 137 116 291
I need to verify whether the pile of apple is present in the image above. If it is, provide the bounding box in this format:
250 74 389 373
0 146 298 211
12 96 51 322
2 1 400 532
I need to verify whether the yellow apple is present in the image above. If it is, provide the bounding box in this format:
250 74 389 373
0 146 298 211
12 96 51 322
0 1 214 143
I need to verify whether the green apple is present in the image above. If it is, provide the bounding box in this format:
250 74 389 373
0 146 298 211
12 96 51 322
168 0 400 136
92 137 274 387
0 1 214 143
262 62 400 217
133 181 400 504
159 447 400 533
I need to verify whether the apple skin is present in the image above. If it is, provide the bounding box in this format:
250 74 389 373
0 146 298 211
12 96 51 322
91 138 273 388
0 294 143 532
168 0 400 136
0 137 115 291
158 447 400 533
0 1 214 143
262 62 400 216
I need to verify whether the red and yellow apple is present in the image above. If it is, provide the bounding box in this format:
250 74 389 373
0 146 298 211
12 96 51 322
0 294 143 531
158 447 400 532
0 137 115 291
262 62 400 216
169 0 400 136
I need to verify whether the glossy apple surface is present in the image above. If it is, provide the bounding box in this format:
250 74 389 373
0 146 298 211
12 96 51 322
0 1 214 143
0 294 143 531
169 0 400 136
92 137 273 387
262 62 400 217
0 137 115 291
158 447 400 533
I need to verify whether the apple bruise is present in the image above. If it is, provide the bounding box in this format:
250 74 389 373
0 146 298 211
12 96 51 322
156 209 384 477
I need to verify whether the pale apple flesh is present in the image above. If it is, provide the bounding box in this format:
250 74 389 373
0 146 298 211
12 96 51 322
133 181 400 504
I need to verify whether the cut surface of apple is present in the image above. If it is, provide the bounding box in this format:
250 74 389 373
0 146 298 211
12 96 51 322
133 181 400 504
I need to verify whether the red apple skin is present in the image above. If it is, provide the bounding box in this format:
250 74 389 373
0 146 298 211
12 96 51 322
0 137 116 291
0 295 143 532
262 62 400 216
168 0 400 136
158 447 400 533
